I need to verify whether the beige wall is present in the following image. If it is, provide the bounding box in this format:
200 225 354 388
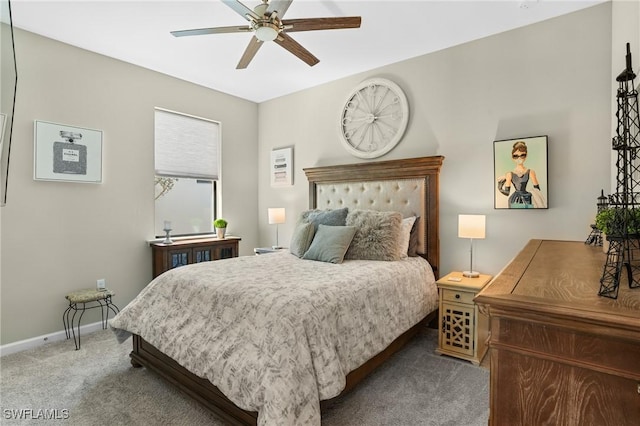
610 0 640 191
612 0 640 92
3 2 636 346
0 29 259 345
258 3 615 277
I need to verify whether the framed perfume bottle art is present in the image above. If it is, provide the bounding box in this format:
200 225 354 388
34 120 103 183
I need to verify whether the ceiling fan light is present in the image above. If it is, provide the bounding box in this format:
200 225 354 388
255 25 278 42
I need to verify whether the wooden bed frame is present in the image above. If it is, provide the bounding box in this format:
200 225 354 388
129 156 444 425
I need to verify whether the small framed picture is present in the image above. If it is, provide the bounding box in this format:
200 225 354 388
34 120 103 183
270 147 293 187
0 113 6 148
494 135 548 209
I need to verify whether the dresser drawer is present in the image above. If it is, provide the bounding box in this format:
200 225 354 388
441 289 475 304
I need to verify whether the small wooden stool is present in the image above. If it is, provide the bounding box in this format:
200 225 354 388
63 288 119 350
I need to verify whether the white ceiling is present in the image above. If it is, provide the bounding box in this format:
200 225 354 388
11 0 606 103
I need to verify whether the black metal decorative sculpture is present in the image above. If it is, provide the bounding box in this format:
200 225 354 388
585 189 608 246
599 43 640 299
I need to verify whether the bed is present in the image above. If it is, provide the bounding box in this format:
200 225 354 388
110 155 443 425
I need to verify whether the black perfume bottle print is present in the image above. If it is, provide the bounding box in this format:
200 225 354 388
53 131 87 175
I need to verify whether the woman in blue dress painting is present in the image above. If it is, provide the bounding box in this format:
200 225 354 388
497 140 546 208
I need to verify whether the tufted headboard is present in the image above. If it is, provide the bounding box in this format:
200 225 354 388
303 156 444 276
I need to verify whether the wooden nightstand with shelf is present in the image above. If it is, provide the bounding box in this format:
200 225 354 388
436 271 492 365
150 236 241 278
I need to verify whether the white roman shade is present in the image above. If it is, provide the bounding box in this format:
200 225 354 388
154 108 220 180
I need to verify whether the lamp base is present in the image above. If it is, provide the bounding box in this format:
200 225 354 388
162 229 173 245
462 270 480 278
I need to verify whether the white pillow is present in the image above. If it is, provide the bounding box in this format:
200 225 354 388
399 216 417 258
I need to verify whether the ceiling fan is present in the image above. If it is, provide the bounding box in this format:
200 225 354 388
171 0 362 69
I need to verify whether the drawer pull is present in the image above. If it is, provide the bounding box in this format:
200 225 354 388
455 294 461 299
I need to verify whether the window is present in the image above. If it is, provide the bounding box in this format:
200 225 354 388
154 108 220 237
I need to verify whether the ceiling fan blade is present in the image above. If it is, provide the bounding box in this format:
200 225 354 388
171 26 251 37
274 32 319 66
237 36 265 69
266 0 293 18
282 16 362 32
222 0 260 21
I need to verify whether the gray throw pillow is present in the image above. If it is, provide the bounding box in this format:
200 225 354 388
289 222 316 258
300 207 349 231
302 224 356 264
345 210 403 261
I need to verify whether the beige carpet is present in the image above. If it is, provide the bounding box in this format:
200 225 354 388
0 327 489 425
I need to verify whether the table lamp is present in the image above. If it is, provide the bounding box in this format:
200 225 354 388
458 214 486 278
268 208 286 249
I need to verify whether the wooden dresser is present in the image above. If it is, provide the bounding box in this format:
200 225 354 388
150 236 240 278
475 239 640 426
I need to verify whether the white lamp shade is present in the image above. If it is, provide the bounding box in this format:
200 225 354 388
268 208 286 225
458 214 486 239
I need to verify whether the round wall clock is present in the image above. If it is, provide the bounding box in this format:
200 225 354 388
339 78 409 159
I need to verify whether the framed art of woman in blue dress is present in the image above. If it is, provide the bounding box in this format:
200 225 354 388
494 136 548 209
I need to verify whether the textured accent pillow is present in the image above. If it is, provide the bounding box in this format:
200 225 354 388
345 210 404 261
300 207 349 231
408 216 420 257
399 216 417 258
302 224 356 264
289 222 315 258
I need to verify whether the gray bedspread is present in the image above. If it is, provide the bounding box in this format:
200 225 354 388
110 251 437 425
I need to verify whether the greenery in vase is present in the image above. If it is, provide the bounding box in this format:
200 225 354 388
213 218 228 229
595 207 640 236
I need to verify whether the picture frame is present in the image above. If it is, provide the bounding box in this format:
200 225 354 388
0 113 6 149
34 120 103 183
270 147 293 187
493 135 548 209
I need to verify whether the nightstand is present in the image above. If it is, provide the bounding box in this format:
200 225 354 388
150 237 240 278
436 271 492 365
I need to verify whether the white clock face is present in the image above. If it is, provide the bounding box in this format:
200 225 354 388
339 78 409 159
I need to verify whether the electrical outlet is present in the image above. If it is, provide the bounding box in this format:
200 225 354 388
97 278 106 290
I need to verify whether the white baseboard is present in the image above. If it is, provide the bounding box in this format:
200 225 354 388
0 321 105 357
